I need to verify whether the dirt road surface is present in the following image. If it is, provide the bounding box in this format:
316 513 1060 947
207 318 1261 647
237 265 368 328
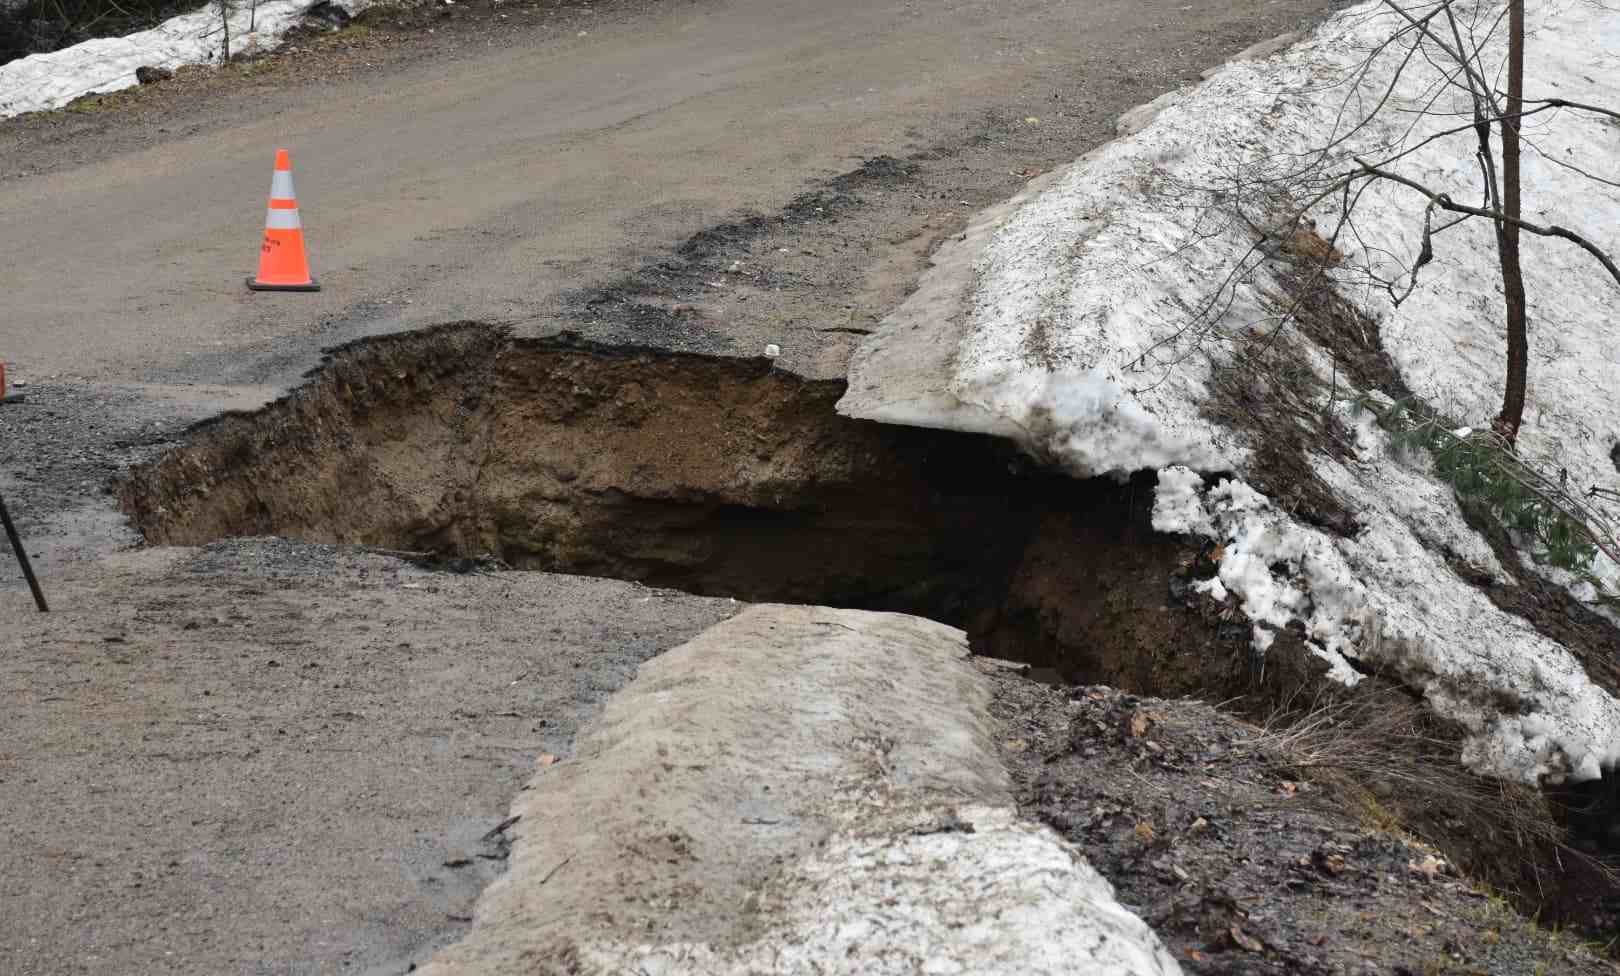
0 0 1345 971
3 0 1338 387
1 541 736 975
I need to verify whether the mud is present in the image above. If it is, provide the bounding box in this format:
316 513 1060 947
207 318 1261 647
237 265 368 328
119 322 1304 700
991 672 1619 975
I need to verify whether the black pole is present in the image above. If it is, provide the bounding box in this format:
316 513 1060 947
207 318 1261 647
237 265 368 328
0 491 47 612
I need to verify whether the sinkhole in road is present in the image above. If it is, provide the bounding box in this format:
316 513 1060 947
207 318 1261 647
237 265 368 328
117 320 1620 931
118 321 1273 698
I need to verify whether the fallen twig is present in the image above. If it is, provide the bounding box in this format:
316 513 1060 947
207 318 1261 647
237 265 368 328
538 855 573 886
480 814 521 843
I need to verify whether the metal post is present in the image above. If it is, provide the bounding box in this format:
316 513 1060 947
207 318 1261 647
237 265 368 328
0 491 47 612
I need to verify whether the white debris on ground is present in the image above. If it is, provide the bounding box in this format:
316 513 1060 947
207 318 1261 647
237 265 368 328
0 0 371 119
842 0 1620 784
420 606 1183 976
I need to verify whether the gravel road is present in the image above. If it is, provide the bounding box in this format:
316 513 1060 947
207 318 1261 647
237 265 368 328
1 0 1341 387
0 542 736 975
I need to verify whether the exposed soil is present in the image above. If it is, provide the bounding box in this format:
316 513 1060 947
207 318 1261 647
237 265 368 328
2 2 1370 966
990 668 1620 976
1197 254 1409 540
13 0 1615 964
1270 260 1620 704
1185 246 1620 938
1203 247 1620 749
118 323 1294 700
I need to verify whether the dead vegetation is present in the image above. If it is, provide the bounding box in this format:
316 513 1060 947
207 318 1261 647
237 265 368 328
1246 680 1620 926
993 670 1620 974
1194 236 1620 805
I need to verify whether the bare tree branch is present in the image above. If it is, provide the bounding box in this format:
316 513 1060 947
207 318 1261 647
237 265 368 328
1520 95 1620 124
1352 158 1620 291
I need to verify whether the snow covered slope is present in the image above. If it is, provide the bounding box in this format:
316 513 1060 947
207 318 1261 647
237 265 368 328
841 0 1620 785
0 0 371 119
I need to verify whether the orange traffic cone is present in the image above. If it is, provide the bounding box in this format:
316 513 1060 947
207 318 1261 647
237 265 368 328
0 360 21 404
247 149 320 292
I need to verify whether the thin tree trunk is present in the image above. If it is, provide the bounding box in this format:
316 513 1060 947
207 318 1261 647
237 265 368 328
220 0 230 61
1495 0 1528 442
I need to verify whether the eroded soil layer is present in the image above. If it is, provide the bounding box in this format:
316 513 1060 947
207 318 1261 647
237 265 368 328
121 322 1284 698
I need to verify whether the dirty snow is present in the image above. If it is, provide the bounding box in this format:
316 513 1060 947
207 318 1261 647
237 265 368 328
421 605 1183 976
1154 461 1620 783
1151 468 1368 686
579 806 1183 976
750 806 1180 976
846 0 1620 783
0 0 370 118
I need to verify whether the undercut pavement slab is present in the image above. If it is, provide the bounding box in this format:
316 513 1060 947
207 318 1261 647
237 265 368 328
418 604 1182 976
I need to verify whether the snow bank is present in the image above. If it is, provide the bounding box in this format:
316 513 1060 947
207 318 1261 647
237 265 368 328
0 0 371 119
421 605 1182 975
843 0 1620 784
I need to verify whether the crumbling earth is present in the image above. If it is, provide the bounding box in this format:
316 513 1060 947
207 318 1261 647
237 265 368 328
991 670 1619 975
114 324 1279 700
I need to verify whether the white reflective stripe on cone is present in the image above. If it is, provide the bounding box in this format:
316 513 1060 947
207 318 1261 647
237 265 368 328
266 208 303 230
270 169 296 199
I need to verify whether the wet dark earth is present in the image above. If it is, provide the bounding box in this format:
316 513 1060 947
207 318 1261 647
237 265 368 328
988 668 1620 975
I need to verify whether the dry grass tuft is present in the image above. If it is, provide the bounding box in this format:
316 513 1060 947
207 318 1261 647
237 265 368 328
1245 680 1615 913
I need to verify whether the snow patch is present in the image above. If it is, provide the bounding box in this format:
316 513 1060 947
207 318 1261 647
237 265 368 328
1153 465 1367 685
1154 461 1620 784
418 605 1183 975
0 0 371 119
971 366 1235 479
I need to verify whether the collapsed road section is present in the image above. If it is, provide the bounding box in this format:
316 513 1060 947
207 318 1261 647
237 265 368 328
115 320 1620 942
119 322 1300 699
